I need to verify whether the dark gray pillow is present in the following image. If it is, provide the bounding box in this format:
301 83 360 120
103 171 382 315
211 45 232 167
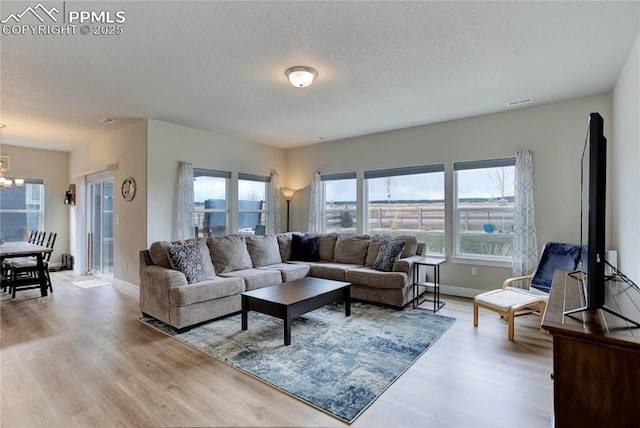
290 234 320 262
167 242 208 284
373 240 407 272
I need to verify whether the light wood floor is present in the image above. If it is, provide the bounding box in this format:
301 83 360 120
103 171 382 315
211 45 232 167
1 271 553 427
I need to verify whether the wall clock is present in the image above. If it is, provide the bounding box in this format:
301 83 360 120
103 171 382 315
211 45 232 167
121 177 136 201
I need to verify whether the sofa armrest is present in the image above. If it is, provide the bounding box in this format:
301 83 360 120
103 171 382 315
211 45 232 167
393 255 426 284
393 255 424 271
139 264 187 322
142 265 188 288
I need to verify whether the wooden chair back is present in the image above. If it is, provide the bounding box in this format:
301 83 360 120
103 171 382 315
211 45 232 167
44 233 57 263
35 231 46 246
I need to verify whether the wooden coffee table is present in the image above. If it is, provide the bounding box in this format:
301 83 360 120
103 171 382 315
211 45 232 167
241 277 351 345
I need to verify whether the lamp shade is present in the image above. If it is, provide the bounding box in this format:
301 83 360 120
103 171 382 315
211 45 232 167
14 178 24 188
285 66 317 88
281 187 296 200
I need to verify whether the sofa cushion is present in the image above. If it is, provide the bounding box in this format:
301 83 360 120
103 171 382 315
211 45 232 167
277 232 294 262
258 263 310 282
195 238 218 279
290 234 320 262
208 235 253 274
365 235 392 267
149 241 173 268
219 268 282 291
395 235 418 258
169 277 245 306
246 235 282 267
373 239 407 272
295 261 362 282
307 233 338 262
345 267 409 289
166 242 208 284
334 234 370 265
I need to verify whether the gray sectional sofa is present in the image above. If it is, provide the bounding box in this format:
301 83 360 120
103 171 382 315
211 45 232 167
139 232 425 330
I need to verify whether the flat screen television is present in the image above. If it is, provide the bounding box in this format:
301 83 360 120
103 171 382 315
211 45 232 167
572 113 640 327
581 112 607 310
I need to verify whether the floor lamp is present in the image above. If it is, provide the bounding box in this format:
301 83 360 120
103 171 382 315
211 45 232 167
281 188 296 232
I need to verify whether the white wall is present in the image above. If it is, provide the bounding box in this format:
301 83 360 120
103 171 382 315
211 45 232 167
612 29 640 284
70 120 148 285
287 94 613 294
146 120 287 244
1 144 70 265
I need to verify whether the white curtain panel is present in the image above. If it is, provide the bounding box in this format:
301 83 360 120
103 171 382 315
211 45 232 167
176 161 195 240
308 172 323 233
268 171 281 234
512 150 538 282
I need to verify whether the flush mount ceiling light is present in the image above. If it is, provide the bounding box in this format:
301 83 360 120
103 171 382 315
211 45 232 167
285 66 318 88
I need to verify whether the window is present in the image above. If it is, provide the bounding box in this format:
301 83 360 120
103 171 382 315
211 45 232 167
454 157 516 260
238 173 269 234
194 168 230 237
364 165 445 254
0 179 44 241
322 172 357 233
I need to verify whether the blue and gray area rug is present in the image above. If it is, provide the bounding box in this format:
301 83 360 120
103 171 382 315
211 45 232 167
140 302 455 423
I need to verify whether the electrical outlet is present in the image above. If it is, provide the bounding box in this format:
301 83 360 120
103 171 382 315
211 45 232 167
471 266 477 276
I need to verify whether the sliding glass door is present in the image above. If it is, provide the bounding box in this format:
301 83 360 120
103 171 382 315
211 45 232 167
87 177 114 277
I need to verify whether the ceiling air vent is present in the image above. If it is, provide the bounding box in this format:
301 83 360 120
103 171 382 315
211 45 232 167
506 98 533 107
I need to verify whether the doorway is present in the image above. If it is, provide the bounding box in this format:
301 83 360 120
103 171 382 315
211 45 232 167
87 175 114 277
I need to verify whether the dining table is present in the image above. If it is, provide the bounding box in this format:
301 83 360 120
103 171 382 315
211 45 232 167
0 241 53 297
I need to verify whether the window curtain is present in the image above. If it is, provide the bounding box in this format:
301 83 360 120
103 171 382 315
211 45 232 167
512 150 538 283
176 161 194 240
308 172 323 233
268 171 281 234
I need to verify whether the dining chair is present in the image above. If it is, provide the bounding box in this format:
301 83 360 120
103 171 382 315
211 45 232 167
35 231 46 246
8 232 57 297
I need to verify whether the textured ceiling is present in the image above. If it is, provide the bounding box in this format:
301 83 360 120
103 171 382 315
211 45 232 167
1 1 638 151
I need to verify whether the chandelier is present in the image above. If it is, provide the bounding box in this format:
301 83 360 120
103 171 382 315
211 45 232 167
0 124 24 189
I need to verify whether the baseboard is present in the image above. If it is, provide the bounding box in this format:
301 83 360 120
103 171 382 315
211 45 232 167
440 284 483 299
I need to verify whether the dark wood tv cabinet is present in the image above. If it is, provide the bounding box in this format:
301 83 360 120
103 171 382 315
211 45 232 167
542 270 640 428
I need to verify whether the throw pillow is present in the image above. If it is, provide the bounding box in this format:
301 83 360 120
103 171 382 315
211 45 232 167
246 235 282 267
207 235 253 274
373 239 407 272
290 234 320 262
166 242 208 284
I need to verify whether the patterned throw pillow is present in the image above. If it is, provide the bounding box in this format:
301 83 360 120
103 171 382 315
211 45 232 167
373 239 407 272
166 243 208 284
